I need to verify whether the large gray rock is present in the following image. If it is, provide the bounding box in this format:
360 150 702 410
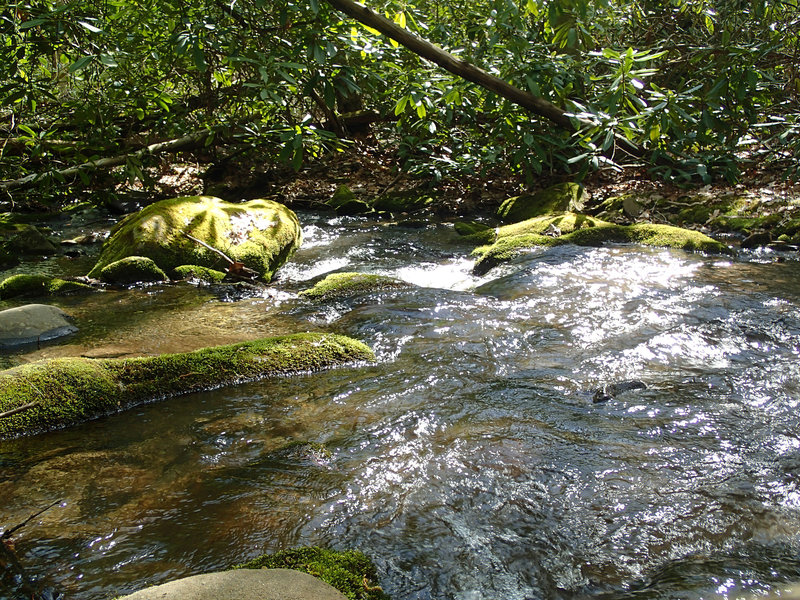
0 304 77 347
118 568 348 600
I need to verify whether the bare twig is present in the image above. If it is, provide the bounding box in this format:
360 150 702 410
0 401 38 420
181 232 234 264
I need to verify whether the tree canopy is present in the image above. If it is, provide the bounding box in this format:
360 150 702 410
1 0 798 203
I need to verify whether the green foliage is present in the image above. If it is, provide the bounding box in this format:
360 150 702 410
0 0 797 192
235 546 390 600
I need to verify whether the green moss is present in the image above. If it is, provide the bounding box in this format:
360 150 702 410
472 214 732 275
496 182 585 223
87 196 301 282
327 185 373 215
0 274 95 299
235 546 390 600
299 272 409 302
173 264 227 283
453 221 496 244
0 332 374 439
98 256 168 285
709 213 783 233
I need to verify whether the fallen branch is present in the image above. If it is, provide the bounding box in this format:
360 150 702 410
181 232 260 280
2 500 61 540
0 401 38 419
0 129 214 192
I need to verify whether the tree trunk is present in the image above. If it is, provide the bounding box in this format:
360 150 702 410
323 0 649 160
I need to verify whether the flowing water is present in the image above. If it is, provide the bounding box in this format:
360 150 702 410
2 211 800 599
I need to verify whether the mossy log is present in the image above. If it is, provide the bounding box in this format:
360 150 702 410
0 333 374 439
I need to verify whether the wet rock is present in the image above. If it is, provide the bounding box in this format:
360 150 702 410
0 304 77 348
592 380 647 403
87 196 301 282
496 182 586 224
453 221 495 244
98 256 168 285
741 231 773 249
118 568 348 600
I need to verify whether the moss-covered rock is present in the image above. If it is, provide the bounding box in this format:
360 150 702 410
327 185 373 215
0 224 58 255
0 332 374 439
496 182 586 223
299 272 410 302
372 189 434 214
235 546 389 600
0 274 95 300
472 213 733 275
173 264 227 283
98 256 168 285
453 221 496 244
87 196 301 282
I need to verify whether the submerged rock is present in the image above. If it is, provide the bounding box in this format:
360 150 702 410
496 182 586 224
0 304 77 348
87 196 301 282
98 256 168 285
299 272 410 302
0 274 94 300
472 213 733 275
0 332 374 439
592 380 647 403
118 569 348 600
235 546 389 600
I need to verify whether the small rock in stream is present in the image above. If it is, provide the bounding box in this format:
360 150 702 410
591 380 647 403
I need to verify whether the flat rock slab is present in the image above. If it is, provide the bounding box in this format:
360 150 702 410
0 304 77 348
118 568 349 600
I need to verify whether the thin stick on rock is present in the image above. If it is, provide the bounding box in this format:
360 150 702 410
181 232 234 264
0 401 38 420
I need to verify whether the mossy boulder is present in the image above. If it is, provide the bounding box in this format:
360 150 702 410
372 189 434 214
173 264 227 283
0 274 94 300
0 332 374 439
235 546 390 600
299 272 410 302
87 196 301 282
327 185 373 215
496 182 586 224
97 256 168 285
472 213 733 275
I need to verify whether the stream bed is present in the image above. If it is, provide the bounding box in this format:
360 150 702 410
2 211 800 599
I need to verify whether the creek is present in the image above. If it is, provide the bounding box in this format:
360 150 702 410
2 210 800 600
